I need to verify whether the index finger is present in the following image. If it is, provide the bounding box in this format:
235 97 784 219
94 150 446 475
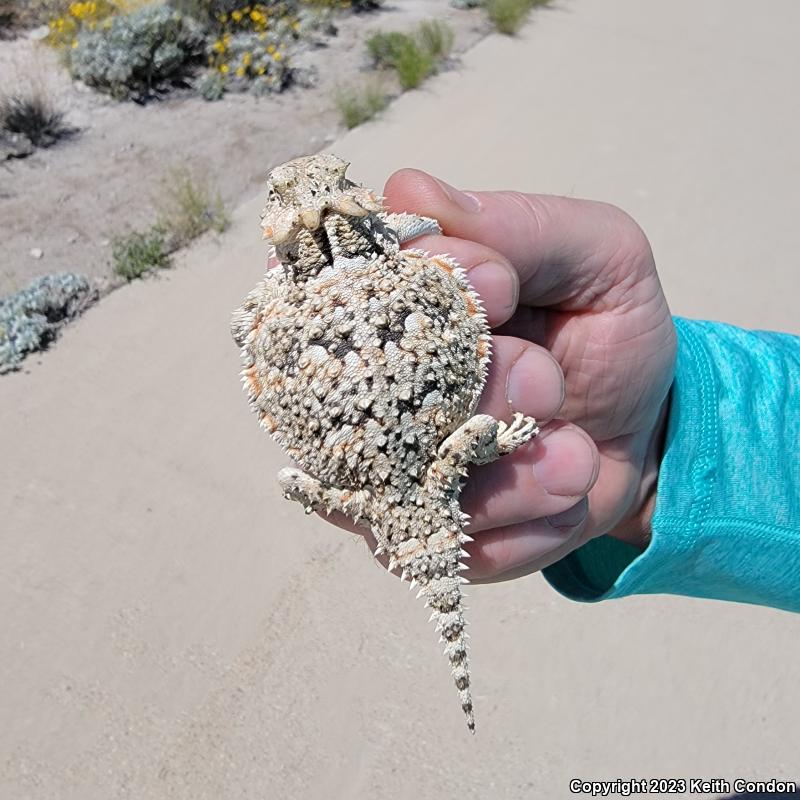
384 168 654 309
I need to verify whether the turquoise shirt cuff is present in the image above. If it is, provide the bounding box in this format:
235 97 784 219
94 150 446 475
544 317 800 613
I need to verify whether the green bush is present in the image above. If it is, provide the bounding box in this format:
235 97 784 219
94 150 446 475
334 80 387 128
366 20 454 91
365 30 409 69
112 228 170 280
486 0 550 35
392 38 433 90
68 5 206 101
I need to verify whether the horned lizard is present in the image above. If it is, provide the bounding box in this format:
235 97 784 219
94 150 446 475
231 154 539 732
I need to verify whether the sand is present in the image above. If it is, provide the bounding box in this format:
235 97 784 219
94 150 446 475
1 1 799 797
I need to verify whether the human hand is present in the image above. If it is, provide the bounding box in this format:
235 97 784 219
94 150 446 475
328 169 677 583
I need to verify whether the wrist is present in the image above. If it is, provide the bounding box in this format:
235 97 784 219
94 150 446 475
611 389 672 550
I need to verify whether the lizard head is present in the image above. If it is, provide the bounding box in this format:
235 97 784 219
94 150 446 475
260 153 384 244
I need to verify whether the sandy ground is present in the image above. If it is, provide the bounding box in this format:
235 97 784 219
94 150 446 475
2 0 800 798
0 0 487 295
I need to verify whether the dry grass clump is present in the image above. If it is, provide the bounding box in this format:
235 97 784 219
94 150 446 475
334 80 388 128
157 165 230 248
0 92 72 148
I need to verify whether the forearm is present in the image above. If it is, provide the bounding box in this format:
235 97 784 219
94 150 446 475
544 317 800 613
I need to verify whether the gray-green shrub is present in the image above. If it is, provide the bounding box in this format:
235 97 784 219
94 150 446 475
0 273 98 373
68 5 206 101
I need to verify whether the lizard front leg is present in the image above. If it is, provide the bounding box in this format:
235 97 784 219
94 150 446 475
432 413 539 481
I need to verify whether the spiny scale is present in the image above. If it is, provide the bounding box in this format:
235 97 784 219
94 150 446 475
232 154 538 732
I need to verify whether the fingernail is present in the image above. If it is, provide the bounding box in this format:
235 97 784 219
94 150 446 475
506 347 564 415
533 427 596 496
435 178 481 213
467 260 518 316
546 499 588 530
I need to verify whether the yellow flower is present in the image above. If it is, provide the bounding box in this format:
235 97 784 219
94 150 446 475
71 39 78 48
231 9 242 21
235 66 245 78
218 12 227 22
212 39 225 53
219 63 229 74
257 66 265 75
273 51 282 61
266 43 275 54
242 51 252 66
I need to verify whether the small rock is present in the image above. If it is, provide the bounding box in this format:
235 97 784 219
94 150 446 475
27 25 50 41
30 248 44 259
67 233 79 244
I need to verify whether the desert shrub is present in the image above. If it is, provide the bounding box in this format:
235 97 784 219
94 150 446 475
68 4 206 100
112 227 170 280
157 166 229 247
486 0 550 35
195 68 226 99
304 0 382 10
366 20 453 91
46 0 120 48
169 0 241 30
0 0 18 37
0 92 72 147
334 80 387 128
190 3 303 97
46 0 157 47
0 273 98 373
205 28 291 94
3 0 72 36
171 0 374 35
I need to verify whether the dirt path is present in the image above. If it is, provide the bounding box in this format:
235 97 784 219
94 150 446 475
0 0 488 295
1 0 799 797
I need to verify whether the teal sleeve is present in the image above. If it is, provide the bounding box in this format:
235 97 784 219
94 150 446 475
543 317 800 613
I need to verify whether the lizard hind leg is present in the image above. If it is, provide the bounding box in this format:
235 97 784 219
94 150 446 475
277 467 372 523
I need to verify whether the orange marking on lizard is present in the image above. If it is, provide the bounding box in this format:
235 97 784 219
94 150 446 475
431 257 455 274
259 411 277 432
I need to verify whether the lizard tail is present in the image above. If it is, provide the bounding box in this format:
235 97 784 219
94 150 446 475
418 559 474 733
